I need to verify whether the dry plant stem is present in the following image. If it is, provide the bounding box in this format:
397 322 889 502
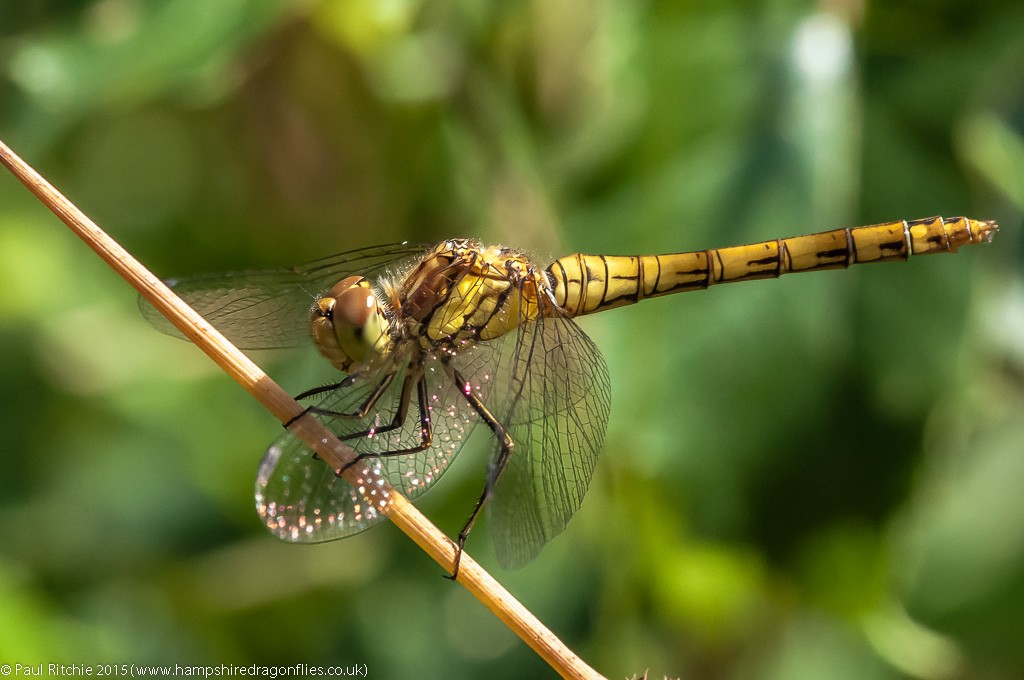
0 138 605 680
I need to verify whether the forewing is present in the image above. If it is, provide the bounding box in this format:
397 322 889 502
255 346 501 542
140 243 428 349
487 312 611 568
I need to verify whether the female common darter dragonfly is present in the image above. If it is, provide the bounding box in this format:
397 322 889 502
142 216 996 577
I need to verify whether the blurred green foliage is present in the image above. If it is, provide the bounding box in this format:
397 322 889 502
2 1 1023 678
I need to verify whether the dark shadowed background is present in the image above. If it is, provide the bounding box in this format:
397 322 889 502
1 1 1022 678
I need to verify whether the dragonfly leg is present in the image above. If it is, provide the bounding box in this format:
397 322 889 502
283 375 362 428
337 370 416 443
287 373 397 461
302 372 397 420
336 374 433 474
443 364 514 581
293 374 358 402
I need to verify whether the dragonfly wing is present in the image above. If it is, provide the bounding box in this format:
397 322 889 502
486 312 611 569
256 425 391 541
140 270 324 348
140 243 428 349
255 357 482 542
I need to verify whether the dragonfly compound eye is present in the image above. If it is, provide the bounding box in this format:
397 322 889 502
310 276 391 371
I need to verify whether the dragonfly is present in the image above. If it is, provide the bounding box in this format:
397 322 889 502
142 215 996 577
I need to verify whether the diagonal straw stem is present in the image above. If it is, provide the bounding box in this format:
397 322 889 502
0 138 605 680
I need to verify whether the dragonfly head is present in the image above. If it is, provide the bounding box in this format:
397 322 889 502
310 276 391 371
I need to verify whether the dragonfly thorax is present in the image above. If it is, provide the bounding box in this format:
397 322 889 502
400 240 549 345
310 275 393 372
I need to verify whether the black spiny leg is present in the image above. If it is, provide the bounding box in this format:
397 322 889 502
294 374 358 402
286 373 396 466
284 374 368 428
336 373 433 475
443 364 514 581
302 371 397 420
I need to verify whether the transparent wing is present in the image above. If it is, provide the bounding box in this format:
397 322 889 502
486 308 611 569
255 341 503 543
140 242 429 349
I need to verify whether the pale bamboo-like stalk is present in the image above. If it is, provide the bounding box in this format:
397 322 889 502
0 138 605 680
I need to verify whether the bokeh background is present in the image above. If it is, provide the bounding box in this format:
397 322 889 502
2 1 1023 678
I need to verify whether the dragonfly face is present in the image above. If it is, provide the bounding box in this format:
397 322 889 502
310 275 392 372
